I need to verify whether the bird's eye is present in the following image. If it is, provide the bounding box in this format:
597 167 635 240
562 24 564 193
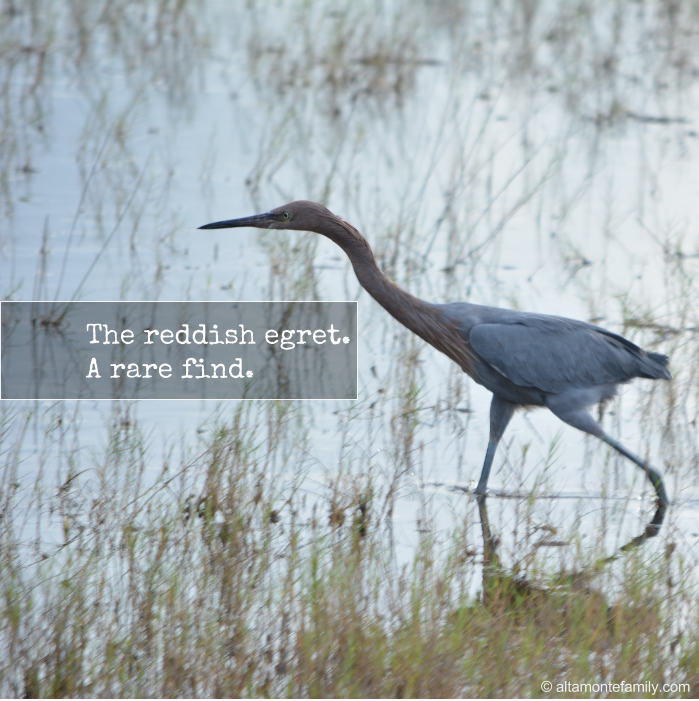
282 211 291 221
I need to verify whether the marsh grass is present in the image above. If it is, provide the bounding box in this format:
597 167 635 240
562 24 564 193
0 403 698 698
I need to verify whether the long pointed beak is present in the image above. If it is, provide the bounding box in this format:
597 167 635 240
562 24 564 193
198 212 273 230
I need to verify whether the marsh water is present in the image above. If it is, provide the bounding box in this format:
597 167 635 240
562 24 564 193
3 1 699 578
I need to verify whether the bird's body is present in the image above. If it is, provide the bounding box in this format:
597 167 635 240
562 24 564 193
439 302 670 405
200 201 670 509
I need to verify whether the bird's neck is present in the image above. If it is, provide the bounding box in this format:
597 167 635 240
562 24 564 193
326 219 427 322
350 244 427 328
321 218 473 373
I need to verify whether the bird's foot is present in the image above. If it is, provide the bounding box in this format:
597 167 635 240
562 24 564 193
644 465 670 508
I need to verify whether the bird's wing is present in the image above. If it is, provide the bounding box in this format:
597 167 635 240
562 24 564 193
469 319 651 394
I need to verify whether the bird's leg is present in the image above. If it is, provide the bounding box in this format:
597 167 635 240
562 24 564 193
544 400 669 510
474 396 517 495
602 436 669 508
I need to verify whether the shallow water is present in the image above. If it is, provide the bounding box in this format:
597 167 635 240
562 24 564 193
2 0 699 574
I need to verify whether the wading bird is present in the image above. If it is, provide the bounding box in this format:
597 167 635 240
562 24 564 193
200 201 671 508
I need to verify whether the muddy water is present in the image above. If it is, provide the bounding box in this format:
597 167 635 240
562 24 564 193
2 0 699 569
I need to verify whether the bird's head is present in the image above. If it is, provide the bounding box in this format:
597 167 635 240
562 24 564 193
199 200 332 232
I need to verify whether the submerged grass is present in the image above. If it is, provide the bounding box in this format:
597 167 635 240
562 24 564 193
1 403 698 698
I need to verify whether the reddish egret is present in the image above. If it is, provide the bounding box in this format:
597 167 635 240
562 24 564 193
200 201 671 509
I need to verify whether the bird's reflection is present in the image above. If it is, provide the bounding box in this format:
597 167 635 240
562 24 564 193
476 492 668 595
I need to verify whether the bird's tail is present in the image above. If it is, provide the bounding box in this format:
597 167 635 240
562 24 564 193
643 351 672 381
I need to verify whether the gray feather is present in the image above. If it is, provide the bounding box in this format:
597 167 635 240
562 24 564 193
469 317 670 394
